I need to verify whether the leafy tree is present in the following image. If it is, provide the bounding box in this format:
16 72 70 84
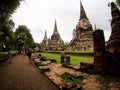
0 19 15 51
34 43 40 47
0 0 24 27
14 25 34 52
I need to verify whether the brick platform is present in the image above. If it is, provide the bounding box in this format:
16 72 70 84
0 54 59 90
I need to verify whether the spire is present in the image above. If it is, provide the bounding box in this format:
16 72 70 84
109 2 120 41
53 20 58 34
44 30 47 40
51 20 60 40
111 2 120 17
79 0 88 20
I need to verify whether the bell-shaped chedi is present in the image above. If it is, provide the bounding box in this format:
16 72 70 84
41 20 64 51
107 2 120 54
51 20 60 40
66 1 93 51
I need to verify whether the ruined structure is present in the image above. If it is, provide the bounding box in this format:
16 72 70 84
66 1 93 51
105 2 120 75
41 20 64 51
41 30 48 50
80 2 120 76
93 29 106 72
93 2 120 75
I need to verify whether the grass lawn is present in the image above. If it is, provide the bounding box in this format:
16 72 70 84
0 52 8 57
37 53 93 65
0 51 16 61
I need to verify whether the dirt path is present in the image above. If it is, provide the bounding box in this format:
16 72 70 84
0 54 59 90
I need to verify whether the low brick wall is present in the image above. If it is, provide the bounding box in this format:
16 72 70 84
42 51 93 56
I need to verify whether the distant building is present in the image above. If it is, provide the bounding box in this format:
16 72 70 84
66 1 93 51
41 20 64 51
41 30 48 50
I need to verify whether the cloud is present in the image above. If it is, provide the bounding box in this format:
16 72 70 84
11 0 116 43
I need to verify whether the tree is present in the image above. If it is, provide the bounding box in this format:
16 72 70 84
0 19 15 51
14 25 34 53
32 42 41 52
0 0 24 27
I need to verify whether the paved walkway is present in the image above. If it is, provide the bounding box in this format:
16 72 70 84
0 54 59 90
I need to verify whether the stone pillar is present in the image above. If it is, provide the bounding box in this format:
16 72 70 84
93 29 105 72
61 56 65 63
61 55 70 65
65 56 70 65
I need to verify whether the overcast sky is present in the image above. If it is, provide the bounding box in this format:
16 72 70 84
11 0 115 43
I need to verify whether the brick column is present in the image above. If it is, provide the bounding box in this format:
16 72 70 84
93 29 105 72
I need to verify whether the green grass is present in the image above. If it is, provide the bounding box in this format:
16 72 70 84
70 55 93 64
45 50 93 53
0 51 16 61
41 53 61 63
60 73 84 84
36 53 93 65
0 52 8 57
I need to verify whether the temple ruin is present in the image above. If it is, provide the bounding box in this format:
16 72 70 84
66 1 93 51
80 2 120 76
41 20 64 51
